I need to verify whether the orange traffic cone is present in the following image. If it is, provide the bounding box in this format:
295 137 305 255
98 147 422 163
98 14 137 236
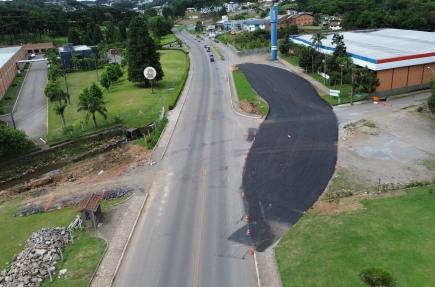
245 215 249 222
241 192 245 198
247 229 250 236
249 248 254 255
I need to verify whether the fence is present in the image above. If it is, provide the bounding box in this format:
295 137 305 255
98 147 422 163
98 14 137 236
227 43 270 56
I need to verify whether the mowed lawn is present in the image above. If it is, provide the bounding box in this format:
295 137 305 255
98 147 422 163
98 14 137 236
275 188 435 286
47 50 187 142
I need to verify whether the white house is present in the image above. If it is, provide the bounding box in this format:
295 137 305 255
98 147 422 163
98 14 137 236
224 2 239 12
329 21 341 30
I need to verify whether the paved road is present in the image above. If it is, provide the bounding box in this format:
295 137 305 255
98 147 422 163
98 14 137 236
114 30 260 286
14 55 48 139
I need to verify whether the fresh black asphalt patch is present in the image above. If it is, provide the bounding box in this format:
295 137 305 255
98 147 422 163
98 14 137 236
238 64 338 251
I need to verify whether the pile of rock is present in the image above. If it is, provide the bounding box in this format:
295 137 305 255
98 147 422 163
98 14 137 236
0 227 69 287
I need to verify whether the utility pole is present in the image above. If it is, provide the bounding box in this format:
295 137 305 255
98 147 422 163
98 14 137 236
351 67 354 105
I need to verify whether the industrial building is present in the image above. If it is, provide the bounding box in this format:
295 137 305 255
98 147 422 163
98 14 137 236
0 46 27 100
291 29 435 97
58 43 98 69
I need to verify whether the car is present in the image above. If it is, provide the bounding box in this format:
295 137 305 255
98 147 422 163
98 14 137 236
214 39 219 43
210 57 214 62
204 45 207 48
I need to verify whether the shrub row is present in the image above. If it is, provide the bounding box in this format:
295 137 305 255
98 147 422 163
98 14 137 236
168 50 190 110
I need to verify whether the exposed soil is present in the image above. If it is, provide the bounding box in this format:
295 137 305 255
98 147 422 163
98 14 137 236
239 99 263 115
0 144 153 210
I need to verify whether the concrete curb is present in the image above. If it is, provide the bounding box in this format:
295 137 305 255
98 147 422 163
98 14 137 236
160 55 194 160
109 193 149 286
254 252 261 287
13 63 32 113
87 237 109 287
227 71 262 119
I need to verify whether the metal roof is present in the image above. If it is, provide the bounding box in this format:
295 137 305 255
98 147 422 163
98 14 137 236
291 29 435 71
0 46 21 68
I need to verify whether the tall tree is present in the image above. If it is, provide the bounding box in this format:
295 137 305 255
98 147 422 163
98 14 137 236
126 16 164 84
54 104 67 128
67 27 80 45
77 88 108 128
92 26 103 44
311 32 326 53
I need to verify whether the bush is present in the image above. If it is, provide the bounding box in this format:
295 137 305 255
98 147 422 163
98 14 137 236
148 117 168 148
359 266 396 287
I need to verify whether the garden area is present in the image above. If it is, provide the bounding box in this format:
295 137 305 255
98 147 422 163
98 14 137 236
44 49 188 143
0 196 126 287
275 187 435 286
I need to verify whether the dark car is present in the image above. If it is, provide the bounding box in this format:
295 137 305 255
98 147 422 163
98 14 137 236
210 57 214 62
214 39 219 43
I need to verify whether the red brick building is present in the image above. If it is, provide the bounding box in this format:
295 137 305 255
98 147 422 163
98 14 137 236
266 13 314 30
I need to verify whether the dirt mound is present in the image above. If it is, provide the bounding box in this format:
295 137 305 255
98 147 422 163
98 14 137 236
0 144 151 203
239 99 263 115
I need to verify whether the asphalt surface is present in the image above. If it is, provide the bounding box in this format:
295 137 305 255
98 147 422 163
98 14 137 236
14 56 48 139
113 30 260 286
238 64 338 251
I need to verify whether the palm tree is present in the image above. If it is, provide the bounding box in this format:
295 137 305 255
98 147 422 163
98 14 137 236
77 94 108 128
54 104 67 128
311 32 327 53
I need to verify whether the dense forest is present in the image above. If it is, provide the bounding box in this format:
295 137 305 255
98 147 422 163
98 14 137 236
296 0 435 30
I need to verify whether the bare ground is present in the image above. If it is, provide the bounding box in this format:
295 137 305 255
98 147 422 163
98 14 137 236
0 144 155 211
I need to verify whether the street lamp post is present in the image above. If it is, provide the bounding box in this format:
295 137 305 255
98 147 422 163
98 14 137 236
89 170 104 254
350 67 355 106
322 58 326 85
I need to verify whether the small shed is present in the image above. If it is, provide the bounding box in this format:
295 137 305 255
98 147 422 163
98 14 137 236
77 193 104 227
126 128 141 139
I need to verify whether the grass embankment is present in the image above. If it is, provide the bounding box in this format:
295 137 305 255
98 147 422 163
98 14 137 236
0 196 126 286
0 69 28 114
158 33 177 45
233 71 269 115
280 54 358 105
275 187 435 286
45 50 188 143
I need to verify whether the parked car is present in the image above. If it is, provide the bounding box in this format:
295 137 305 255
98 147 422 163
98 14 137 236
210 57 214 62
214 39 219 43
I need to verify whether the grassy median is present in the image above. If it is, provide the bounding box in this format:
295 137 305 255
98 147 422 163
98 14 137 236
275 187 435 286
233 71 269 115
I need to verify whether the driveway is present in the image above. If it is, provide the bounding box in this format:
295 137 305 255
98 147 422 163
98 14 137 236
14 55 48 140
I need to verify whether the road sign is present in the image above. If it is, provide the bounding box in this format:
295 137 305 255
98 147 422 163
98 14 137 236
329 89 340 97
144 67 156 80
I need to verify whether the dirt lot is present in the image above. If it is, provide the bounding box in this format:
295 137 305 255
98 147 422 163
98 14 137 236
314 106 435 214
0 144 154 212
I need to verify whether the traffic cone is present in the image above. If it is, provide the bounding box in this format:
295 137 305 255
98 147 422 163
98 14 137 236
242 165 244 169
241 192 245 198
249 248 254 255
245 215 249 222
247 229 250 236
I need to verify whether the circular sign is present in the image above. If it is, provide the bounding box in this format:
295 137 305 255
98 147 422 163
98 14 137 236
144 66 157 80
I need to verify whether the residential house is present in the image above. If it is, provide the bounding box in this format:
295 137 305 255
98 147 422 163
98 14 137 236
329 21 341 30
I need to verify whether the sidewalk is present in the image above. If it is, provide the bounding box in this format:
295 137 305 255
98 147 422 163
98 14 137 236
90 193 148 287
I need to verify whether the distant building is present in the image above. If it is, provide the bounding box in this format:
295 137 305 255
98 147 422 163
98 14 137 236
224 2 239 12
58 43 98 69
329 21 341 30
265 13 313 30
0 46 26 100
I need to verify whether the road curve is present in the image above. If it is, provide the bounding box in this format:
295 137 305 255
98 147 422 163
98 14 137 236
238 63 338 251
113 31 259 286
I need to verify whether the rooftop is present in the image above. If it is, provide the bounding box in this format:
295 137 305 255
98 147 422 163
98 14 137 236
0 46 21 68
291 29 435 71
77 193 104 213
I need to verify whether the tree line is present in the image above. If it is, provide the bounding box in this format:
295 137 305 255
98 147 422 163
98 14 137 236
294 0 435 30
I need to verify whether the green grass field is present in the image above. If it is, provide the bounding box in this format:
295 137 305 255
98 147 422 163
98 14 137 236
158 33 177 45
46 50 187 143
275 187 435 286
233 71 269 115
